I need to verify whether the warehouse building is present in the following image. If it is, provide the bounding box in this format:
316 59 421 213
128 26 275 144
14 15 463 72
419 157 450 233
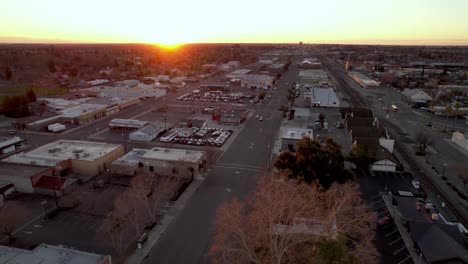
311 88 340 108
348 71 379 88
109 119 149 131
129 122 166 142
13 140 124 179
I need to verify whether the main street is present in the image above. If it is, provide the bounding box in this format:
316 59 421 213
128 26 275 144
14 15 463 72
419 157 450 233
141 60 298 264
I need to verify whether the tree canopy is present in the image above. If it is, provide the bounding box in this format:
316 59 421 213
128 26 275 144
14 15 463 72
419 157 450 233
274 137 350 188
209 176 378 264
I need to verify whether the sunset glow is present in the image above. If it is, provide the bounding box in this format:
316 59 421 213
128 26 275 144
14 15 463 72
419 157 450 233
1 0 468 45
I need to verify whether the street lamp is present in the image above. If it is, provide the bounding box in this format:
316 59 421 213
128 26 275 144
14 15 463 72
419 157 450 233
441 163 447 178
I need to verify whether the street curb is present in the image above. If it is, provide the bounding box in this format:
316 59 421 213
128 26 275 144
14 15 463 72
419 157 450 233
125 177 204 264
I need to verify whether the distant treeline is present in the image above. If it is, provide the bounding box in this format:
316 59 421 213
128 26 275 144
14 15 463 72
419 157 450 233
0 89 36 117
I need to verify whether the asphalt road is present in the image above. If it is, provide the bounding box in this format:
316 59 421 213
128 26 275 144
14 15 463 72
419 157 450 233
141 61 298 264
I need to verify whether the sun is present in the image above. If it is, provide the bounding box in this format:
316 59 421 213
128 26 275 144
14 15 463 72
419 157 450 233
156 42 183 50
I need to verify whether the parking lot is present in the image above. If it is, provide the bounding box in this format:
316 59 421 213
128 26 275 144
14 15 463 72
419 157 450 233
357 170 420 264
160 127 233 147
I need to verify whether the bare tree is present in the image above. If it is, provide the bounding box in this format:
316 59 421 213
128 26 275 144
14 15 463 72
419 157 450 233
209 176 378 264
100 210 128 256
0 204 28 244
128 172 177 227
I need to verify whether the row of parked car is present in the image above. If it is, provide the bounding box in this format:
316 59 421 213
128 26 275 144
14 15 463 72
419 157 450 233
160 128 233 147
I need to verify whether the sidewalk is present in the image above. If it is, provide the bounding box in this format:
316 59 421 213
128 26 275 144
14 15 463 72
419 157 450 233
125 177 205 264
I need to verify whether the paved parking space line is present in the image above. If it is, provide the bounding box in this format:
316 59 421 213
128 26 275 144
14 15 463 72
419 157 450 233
389 237 402 245
397 255 412 264
393 246 407 255
385 229 398 237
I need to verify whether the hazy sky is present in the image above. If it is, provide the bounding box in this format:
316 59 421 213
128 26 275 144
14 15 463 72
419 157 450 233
1 0 467 45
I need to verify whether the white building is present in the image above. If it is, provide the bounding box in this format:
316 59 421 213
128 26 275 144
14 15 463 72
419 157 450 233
60 103 108 125
0 243 111 264
109 119 149 130
0 137 27 157
348 71 379 88
240 74 275 89
129 122 166 142
311 88 340 108
401 89 433 103
280 127 313 151
452 132 468 152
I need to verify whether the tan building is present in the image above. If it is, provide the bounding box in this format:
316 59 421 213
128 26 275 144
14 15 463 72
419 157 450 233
112 147 205 179
11 140 124 179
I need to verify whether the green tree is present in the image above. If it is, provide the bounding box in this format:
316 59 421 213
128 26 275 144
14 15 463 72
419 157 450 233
274 137 350 188
315 237 360 264
258 90 267 100
347 146 376 168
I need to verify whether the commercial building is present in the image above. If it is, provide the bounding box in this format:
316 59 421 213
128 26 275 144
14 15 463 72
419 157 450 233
240 74 275 89
311 88 340 108
401 89 433 103
15 140 124 178
280 127 313 152
60 103 108 125
109 119 149 131
0 243 112 264
451 132 468 151
291 108 311 121
298 69 330 85
218 109 248 125
129 122 166 142
0 159 72 194
348 71 379 88
0 137 28 158
137 147 205 179
110 148 149 176
299 58 322 69
225 69 252 79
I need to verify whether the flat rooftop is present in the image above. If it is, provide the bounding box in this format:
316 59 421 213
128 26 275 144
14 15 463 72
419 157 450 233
112 148 149 167
2 153 65 167
0 137 24 149
0 162 48 178
61 104 108 118
0 243 109 264
140 147 204 163
281 127 313 140
110 119 149 128
27 140 122 161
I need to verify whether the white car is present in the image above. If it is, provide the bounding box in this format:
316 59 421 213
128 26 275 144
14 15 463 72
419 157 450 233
259 117 263 121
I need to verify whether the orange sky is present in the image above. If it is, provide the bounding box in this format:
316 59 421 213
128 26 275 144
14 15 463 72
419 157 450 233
1 0 468 45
